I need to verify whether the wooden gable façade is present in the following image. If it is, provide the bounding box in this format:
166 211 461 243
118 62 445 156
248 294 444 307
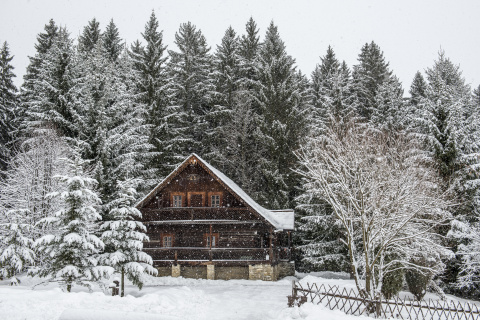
136 154 295 280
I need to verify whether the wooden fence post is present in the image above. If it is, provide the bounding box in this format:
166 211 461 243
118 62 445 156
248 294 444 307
287 280 297 307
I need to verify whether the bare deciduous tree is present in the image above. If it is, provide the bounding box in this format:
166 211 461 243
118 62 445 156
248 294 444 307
296 119 452 300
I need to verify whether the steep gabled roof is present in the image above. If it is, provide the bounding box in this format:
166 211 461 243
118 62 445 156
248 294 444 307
136 154 294 230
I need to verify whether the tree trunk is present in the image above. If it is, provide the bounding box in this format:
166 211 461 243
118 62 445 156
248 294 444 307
121 267 125 297
67 284 72 292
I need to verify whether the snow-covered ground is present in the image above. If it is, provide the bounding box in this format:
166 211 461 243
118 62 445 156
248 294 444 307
0 272 473 320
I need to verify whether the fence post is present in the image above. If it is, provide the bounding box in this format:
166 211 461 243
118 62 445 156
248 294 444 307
287 280 297 307
109 279 119 296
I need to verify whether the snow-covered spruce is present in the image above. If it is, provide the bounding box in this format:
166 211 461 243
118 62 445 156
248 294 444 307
0 41 18 174
32 145 111 292
129 11 170 182
74 34 153 203
100 179 157 297
0 209 35 284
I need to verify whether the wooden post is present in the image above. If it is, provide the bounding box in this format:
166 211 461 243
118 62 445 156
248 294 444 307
287 231 291 261
121 267 125 297
288 280 297 307
209 224 213 261
269 229 273 263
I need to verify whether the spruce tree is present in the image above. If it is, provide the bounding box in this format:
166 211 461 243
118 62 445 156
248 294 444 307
310 47 356 134
205 17 264 195
78 18 101 54
371 75 405 130
100 49 154 199
33 145 107 292
19 19 59 138
103 19 123 63
0 209 35 284
168 22 215 157
409 71 427 107
297 48 354 273
311 46 340 132
0 41 18 174
24 27 79 138
206 26 241 166
130 12 171 179
238 17 261 91
256 22 309 209
352 41 393 120
75 38 153 210
421 51 470 178
100 179 156 296
208 89 266 198
472 85 480 108
416 51 479 297
21 19 59 95
214 26 240 108
294 194 349 272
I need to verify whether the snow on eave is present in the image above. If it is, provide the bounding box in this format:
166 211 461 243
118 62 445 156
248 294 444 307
135 154 295 231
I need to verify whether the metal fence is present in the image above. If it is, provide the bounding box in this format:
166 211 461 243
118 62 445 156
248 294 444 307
288 281 480 320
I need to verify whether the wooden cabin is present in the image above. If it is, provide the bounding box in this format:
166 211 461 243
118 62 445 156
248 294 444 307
136 154 295 281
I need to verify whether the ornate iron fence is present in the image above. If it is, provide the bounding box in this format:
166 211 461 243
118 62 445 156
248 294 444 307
288 281 480 320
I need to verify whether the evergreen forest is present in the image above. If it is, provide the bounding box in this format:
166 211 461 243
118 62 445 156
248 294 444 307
0 13 479 299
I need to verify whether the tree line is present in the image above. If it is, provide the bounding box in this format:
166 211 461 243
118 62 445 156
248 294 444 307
0 12 479 298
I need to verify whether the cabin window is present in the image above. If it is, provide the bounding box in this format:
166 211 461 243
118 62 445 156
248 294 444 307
204 233 219 247
162 234 174 247
172 195 182 207
211 195 220 207
208 192 222 207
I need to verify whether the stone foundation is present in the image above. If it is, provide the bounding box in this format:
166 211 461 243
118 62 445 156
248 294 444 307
156 267 172 277
249 262 295 281
181 265 207 279
215 266 249 280
162 262 294 281
249 264 275 281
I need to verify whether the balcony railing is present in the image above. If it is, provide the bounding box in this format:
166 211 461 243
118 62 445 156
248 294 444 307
141 207 259 222
143 247 291 263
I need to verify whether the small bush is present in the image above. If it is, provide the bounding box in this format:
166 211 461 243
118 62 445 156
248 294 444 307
381 267 404 299
406 268 431 301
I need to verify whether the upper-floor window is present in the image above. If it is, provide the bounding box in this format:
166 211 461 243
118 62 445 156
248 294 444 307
205 233 219 247
173 195 182 207
163 234 174 247
211 195 221 207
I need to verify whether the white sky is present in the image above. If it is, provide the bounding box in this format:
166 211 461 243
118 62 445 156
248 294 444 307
1 0 479 91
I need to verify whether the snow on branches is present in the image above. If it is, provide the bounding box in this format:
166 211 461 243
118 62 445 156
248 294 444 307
296 119 452 299
100 179 156 296
0 209 35 283
31 145 111 292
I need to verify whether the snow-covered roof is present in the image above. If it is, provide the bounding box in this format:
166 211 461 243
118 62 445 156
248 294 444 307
136 154 294 230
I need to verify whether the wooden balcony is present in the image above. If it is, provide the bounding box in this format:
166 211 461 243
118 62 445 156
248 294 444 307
141 207 261 223
143 247 291 266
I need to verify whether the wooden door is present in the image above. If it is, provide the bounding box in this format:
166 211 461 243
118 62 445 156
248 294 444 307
190 194 203 207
